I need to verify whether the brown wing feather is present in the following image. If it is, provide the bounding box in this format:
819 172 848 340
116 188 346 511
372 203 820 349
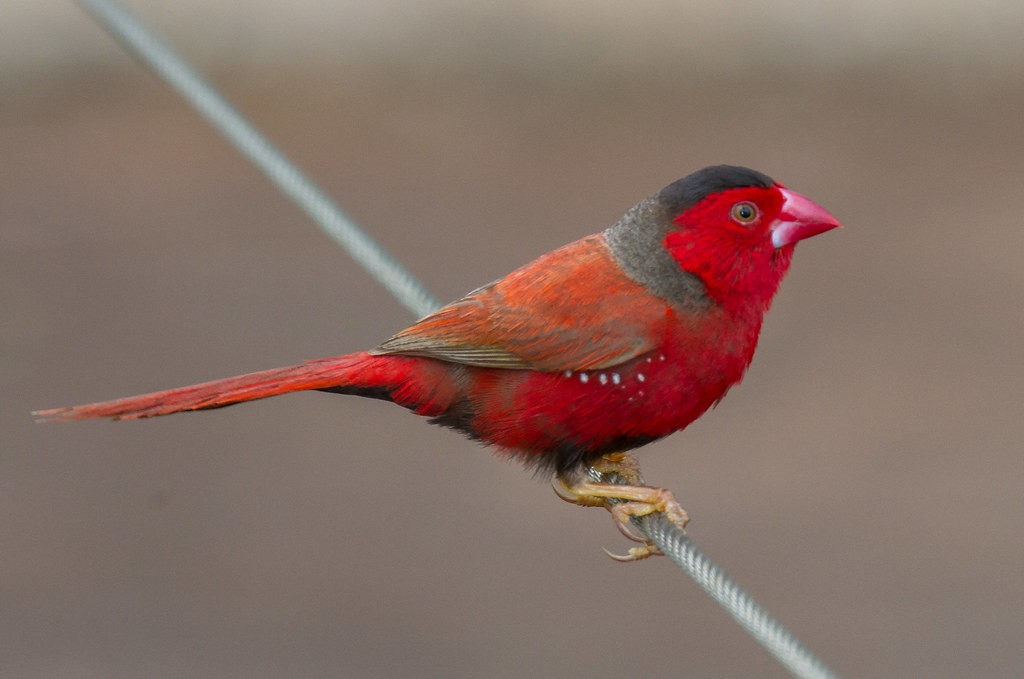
372 235 672 372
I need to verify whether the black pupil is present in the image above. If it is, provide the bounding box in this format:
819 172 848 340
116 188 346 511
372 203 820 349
738 205 752 219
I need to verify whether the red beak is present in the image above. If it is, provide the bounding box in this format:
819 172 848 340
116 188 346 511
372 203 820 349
771 188 842 249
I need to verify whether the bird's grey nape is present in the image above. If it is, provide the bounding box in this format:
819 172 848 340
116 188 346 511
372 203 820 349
604 197 710 312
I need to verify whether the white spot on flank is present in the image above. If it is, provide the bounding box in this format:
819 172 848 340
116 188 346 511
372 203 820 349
599 373 608 385
563 370 572 378
612 373 621 385
646 357 653 363
637 373 646 382
579 373 589 384
659 354 666 361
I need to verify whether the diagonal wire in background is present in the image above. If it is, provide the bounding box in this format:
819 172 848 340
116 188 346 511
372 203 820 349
76 1 839 677
78 0 441 320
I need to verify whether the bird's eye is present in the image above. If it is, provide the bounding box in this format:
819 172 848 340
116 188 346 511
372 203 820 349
731 202 758 224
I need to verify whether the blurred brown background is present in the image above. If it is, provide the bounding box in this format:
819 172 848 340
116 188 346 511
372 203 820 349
4 2 1023 677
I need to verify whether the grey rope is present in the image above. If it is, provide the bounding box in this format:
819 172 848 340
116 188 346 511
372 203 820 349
639 512 837 679
78 2 838 677
588 467 837 679
77 0 441 319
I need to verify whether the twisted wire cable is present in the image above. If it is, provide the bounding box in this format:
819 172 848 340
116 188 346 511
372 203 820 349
77 2 839 676
78 0 441 319
639 512 837 679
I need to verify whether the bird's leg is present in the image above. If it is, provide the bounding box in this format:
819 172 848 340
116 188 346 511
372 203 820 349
553 452 688 562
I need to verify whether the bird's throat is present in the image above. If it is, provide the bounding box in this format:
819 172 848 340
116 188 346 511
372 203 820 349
664 230 793 316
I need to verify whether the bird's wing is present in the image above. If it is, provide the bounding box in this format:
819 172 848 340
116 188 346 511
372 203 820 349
372 235 674 372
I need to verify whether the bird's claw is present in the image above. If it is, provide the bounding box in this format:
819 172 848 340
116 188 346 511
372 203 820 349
613 515 651 544
603 544 664 562
552 476 605 507
554 451 688 562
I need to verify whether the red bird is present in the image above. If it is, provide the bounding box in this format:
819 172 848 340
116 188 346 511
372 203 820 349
36 165 840 559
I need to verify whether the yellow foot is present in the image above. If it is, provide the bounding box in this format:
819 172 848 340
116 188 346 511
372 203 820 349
603 544 663 562
553 452 689 562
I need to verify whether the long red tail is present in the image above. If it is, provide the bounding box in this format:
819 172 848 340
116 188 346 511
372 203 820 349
34 352 385 422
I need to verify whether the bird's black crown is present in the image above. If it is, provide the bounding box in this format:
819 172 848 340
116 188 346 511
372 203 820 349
658 165 775 214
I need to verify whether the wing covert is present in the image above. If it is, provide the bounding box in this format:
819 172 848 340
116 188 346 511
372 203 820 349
372 235 674 372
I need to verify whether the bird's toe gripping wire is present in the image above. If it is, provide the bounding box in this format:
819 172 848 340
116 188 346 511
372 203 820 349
553 452 689 562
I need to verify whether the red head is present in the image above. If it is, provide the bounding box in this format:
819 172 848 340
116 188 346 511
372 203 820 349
605 166 841 315
659 166 841 313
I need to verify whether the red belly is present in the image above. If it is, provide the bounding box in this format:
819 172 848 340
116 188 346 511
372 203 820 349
463 343 740 458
